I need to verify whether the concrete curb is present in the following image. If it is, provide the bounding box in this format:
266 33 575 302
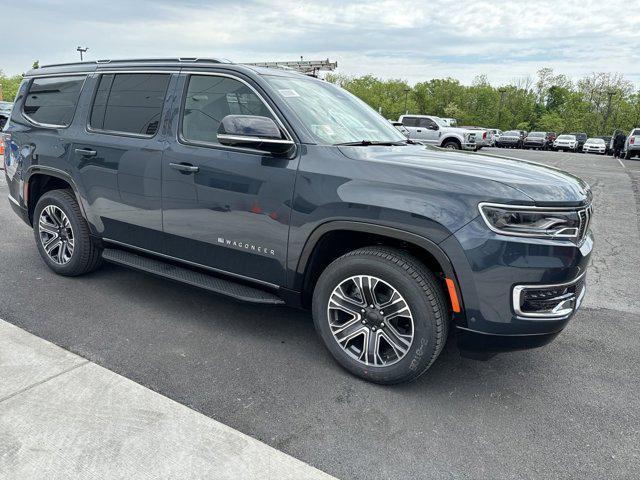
0 319 336 479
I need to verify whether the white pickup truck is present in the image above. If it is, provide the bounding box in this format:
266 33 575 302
398 115 485 150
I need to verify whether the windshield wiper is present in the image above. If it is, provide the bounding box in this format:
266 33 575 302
334 140 407 146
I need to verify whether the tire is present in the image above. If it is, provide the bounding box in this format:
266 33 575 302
312 247 450 384
625 150 632 160
442 140 460 150
33 189 102 276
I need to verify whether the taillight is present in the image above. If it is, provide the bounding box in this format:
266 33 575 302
483 131 487 139
631 137 635 145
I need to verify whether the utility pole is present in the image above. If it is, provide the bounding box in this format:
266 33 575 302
603 89 615 134
76 46 88 61
497 88 507 127
403 87 411 115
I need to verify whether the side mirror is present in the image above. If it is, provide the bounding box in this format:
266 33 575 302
217 115 294 156
427 124 439 131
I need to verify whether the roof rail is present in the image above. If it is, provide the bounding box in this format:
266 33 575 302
40 57 232 69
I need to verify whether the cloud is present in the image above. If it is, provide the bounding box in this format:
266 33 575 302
3 0 639 87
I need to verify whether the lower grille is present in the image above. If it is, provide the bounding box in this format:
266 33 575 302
513 274 586 319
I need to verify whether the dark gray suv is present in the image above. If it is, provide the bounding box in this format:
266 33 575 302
3 58 593 384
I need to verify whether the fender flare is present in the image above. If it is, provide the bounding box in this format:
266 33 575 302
294 220 457 283
24 165 89 223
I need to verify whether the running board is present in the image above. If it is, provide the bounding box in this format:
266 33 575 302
102 248 285 305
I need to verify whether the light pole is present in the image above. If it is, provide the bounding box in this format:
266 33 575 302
497 88 507 127
77 46 88 61
403 87 411 115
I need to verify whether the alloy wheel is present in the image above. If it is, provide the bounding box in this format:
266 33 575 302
38 205 75 265
327 275 414 367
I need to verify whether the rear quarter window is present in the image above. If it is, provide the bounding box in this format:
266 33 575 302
23 76 85 127
632 129 640 136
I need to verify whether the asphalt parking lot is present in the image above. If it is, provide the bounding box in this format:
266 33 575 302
1 149 639 479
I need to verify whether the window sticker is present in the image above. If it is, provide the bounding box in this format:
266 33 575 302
278 89 300 98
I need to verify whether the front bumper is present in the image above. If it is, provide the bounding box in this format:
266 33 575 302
440 215 593 352
583 147 605 154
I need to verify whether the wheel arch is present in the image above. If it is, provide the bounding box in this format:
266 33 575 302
24 166 88 225
294 221 462 313
440 135 462 148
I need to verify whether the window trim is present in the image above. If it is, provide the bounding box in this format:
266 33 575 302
86 71 172 139
22 75 87 129
177 71 295 154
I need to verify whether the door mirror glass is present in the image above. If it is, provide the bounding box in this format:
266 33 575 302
427 124 439 131
218 115 294 155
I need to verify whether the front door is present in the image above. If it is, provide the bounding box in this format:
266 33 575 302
161 73 298 286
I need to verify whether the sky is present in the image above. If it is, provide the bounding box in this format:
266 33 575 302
2 0 640 87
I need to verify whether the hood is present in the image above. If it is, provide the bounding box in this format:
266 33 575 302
338 145 591 206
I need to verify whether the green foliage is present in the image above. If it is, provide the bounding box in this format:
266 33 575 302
325 68 640 136
0 70 23 102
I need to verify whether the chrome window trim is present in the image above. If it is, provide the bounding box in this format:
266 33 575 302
21 75 88 129
177 70 295 149
512 272 586 320
478 201 592 241
102 238 280 289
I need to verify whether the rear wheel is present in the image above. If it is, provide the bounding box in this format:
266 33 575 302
312 247 449 384
442 140 460 150
33 189 103 276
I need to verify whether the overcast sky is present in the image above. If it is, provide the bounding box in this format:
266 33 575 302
3 0 640 87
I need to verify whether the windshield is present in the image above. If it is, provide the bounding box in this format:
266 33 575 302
264 75 406 145
586 138 604 144
528 132 544 137
503 130 519 136
557 135 575 140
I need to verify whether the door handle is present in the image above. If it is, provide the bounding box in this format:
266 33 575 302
75 148 97 157
416 129 422 132
169 162 199 173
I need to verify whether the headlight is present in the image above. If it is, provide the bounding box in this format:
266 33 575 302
479 203 583 239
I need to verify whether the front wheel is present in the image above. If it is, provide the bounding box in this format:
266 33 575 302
33 189 103 276
312 247 450 384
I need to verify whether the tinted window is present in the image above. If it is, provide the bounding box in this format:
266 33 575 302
402 117 419 127
418 118 437 129
632 129 640 136
24 76 85 126
181 75 273 145
90 73 170 136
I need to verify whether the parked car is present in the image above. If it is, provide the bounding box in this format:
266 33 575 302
598 136 612 155
523 131 550 150
554 134 579 152
0 101 13 131
4 58 593 384
399 115 485 150
582 138 607 155
495 130 523 148
569 132 588 152
623 128 640 159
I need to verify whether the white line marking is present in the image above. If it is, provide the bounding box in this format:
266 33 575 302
617 157 625 168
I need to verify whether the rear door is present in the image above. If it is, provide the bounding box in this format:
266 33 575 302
161 72 298 286
70 71 176 251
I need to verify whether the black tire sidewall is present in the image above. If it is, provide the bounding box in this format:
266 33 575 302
33 191 90 276
313 254 443 384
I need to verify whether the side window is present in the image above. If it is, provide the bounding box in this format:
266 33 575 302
90 73 170 136
401 116 418 127
23 76 85 127
418 118 437 129
181 75 274 145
